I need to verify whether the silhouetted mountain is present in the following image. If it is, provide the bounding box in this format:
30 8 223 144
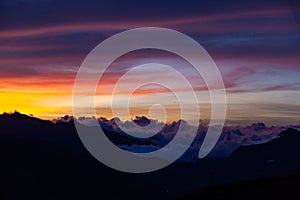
3 112 300 199
230 128 300 162
0 111 154 153
95 117 289 158
133 116 151 126
181 128 300 199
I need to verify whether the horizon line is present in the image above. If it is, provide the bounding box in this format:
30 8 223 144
1 110 299 128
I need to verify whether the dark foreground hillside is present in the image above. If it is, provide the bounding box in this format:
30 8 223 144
180 175 300 199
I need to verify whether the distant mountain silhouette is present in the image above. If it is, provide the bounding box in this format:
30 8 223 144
133 116 151 126
230 128 300 162
0 111 154 152
182 128 300 199
2 112 300 199
3 112 291 158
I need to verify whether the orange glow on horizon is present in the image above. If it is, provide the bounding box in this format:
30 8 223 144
0 78 187 121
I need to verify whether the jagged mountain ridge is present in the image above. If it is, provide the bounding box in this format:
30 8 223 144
0 111 295 159
3 112 300 199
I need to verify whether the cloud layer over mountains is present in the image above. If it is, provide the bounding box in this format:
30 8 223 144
54 115 299 160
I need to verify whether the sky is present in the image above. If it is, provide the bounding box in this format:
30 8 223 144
0 0 299 125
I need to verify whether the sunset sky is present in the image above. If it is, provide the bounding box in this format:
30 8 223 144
0 0 299 125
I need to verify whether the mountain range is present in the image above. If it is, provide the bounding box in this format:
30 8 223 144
3 112 300 199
